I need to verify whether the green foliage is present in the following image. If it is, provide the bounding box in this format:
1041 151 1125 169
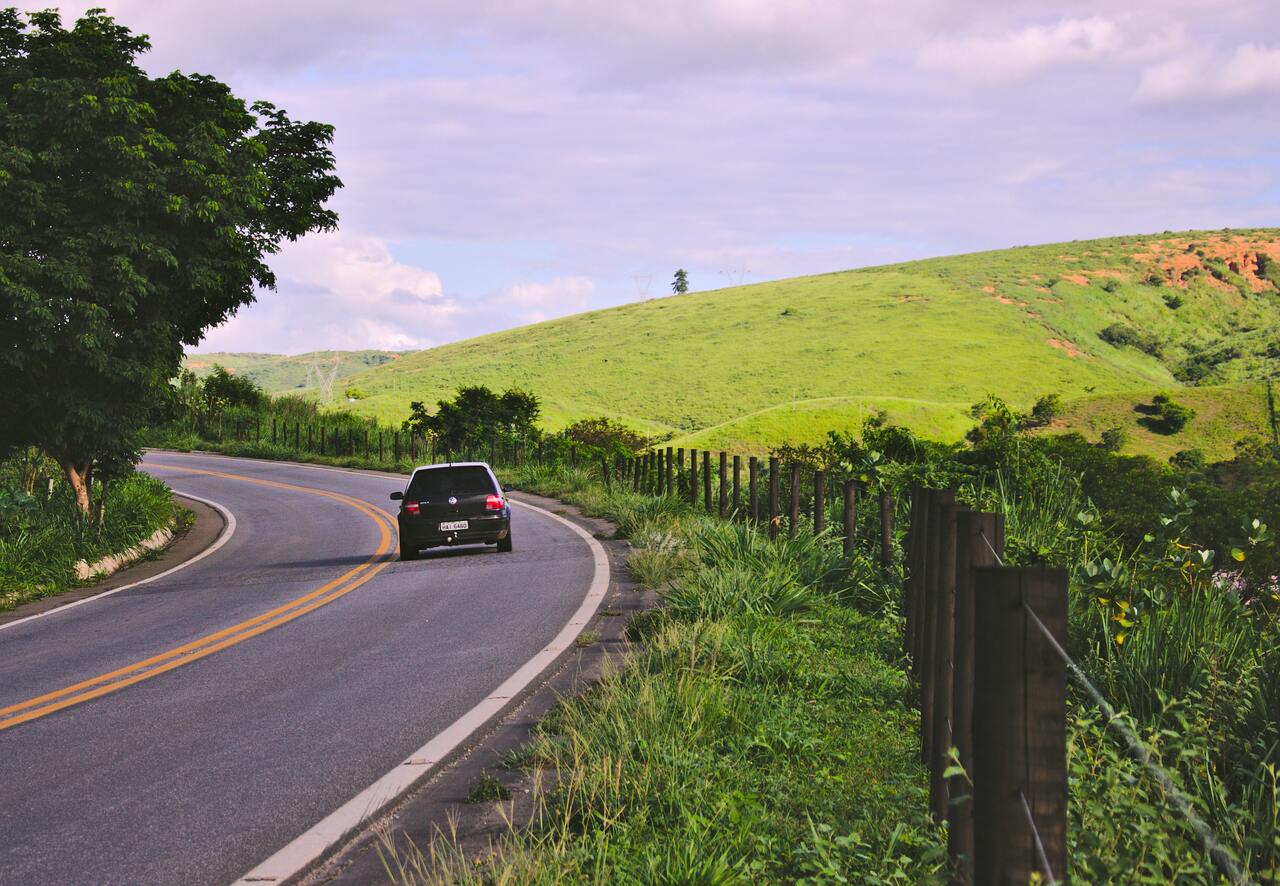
672 267 689 294
401 386 541 455
1100 322 1164 357
0 8 340 509
344 387 367 400
1146 393 1198 434
1029 392 1064 426
202 366 267 411
560 416 649 457
1099 425 1128 452
0 461 175 609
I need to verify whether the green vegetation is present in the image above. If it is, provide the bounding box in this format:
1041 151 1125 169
384 465 945 883
276 229 1280 461
0 8 340 512
0 453 178 610
381 420 1279 881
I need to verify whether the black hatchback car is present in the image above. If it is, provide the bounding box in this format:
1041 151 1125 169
391 462 512 559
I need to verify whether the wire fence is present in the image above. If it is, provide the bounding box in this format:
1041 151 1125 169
908 486 1251 885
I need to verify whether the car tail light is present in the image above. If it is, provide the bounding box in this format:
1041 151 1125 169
406 501 420 515
485 494 505 511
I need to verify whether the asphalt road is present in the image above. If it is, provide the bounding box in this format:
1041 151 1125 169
0 452 596 885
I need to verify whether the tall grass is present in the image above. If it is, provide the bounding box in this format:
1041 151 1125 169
382 469 943 883
0 464 177 610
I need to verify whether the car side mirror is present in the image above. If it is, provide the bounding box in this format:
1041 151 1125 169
502 484 511 492
389 491 403 501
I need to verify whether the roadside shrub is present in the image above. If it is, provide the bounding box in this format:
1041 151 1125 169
1170 449 1207 471
1099 426 1127 453
1027 393 1064 427
1163 292 1183 309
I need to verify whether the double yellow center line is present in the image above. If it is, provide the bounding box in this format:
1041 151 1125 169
0 464 399 732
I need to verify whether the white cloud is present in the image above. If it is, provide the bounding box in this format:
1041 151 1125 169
1136 43 1280 102
917 17 1130 81
489 276 595 324
197 232 459 353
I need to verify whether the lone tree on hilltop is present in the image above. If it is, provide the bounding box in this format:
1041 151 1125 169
0 9 341 513
672 268 689 294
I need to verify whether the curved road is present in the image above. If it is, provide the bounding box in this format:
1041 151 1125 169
0 452 598 885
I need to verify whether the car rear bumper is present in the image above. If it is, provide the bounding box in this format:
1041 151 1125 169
399 514 510 549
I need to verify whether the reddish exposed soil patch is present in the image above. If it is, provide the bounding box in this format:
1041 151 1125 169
995 295 1028 306
982 285 996 293
1060 273 1090 285
1047 338 1086 358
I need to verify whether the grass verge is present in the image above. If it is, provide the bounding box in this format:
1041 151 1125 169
0 461 181 611
381 464 946 883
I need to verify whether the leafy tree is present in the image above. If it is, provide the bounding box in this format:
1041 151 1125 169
402 386 541 455
1027 393 1064 427
561 417 648 456
1147 394 1197 434
1098 426 1127 453
672 268 689 294
203 366 266 411
0 9 341 512
344 387 367 400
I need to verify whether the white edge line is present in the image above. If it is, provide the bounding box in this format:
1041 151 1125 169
0 491 237 634
231 498 610 886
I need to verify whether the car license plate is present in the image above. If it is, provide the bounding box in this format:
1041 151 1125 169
439 520 468 531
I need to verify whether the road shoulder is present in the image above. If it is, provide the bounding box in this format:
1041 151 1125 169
0 494 225 627
305 491 655 886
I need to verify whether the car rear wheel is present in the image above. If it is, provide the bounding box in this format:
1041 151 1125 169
497 534 513 553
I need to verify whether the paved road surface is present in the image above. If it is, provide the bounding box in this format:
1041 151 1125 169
0 452 596 885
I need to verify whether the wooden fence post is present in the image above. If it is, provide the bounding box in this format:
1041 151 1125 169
320 426 326 456
732 455 741 517
813 470 826 534
748 456 759 522
689 449 699 505
393 432 400 463
307 424 312 451
272 418 277 445
666 447 674 496
930 502 966 822
920 489 955 767
676 448 685 493
703 450 712 512
973 566 1068 886
767 456 779 539
718 452 727 517
879 489 893 569
950 511 1005 877
788 463 801 538
601 456 610 487
842 479 857 556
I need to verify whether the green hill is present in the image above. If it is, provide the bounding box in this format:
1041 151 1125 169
183 350 404 394
241 229 1280 459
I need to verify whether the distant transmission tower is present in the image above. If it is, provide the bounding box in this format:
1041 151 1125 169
305 354 342 402
632 273 652 300
719 265 749 286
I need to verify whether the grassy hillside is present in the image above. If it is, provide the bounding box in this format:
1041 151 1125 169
184 350 403 394
235 229 1280 457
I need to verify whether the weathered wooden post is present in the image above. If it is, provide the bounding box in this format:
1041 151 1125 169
320 426 326 456
930 502 966 822
718 452 727 517
666 447 674 496
813 469 826 534
601 456 610 487
703 450 712 512
732 455 741 516
950 510 1005 877
307 424 313 451
767 456 780 539
689 449 699 505
973 566 1068 886
788 463 801 538
748 456 759 522
676 448 685 493
393 432 400 463
272 418 277 445
920 489 955 768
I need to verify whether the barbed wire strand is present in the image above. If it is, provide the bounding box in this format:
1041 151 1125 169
1019 789 1058 885
1021 602 1250 886
979 529 1004 566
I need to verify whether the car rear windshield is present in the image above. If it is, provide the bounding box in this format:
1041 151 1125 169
406 466 497 499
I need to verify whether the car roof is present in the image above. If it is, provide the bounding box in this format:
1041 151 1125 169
411 462 491 471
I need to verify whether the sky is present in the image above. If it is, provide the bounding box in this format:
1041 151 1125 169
18 1 1280 353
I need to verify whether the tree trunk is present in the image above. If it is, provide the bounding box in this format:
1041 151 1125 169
62 459 92 515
